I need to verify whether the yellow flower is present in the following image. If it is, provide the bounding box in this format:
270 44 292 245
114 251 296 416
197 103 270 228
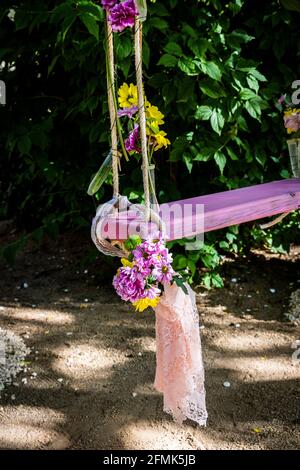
121 258 134 268
146 122 160 137
146 104 165 125
132 297 160 312
153 130 171 151
284 108 300 117
118 83 138 108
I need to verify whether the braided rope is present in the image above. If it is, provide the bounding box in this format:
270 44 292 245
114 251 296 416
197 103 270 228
106 14 151 220
134 17 151 220
106 15 119 197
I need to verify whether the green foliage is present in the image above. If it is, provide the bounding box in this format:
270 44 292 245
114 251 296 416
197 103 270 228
1 0 300 285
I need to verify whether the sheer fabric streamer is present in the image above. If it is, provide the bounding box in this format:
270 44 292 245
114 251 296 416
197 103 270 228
154 282 208 426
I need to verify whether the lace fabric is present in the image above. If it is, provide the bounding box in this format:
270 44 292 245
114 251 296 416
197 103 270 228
154 282 208 426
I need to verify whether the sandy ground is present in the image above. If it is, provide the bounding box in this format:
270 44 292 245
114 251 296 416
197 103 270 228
0 234 300 450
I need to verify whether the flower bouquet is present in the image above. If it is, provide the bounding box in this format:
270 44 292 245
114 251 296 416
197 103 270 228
279 95 300 177
113 234 186 312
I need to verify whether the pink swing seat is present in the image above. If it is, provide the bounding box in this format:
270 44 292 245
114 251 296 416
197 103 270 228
94 179 300 242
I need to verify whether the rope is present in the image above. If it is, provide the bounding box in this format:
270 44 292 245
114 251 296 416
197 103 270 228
259 211 291 229
106 14 119 198
134 17 151 220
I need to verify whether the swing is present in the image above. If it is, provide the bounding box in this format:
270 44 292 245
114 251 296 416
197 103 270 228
92 3 300 246
95 177 300 243
91 1 298 427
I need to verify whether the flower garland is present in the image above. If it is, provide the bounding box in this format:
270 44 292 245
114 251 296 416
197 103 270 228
118 83 170 158
98 1 177 312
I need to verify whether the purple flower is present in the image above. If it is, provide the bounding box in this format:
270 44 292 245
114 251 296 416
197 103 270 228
117 105 138 118
101 0 119 11
145 285 161 299
284 112 300 132
152 264 174 284
278 94 286 105
113 266 145 302
132 237 174 283
109 0 137 32
125 123 141 153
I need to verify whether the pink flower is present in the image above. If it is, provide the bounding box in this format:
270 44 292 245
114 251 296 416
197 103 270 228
144 285 161 299
117 106 138 118
278 94 286 105
284 112 300 133
101 0 118 11
109 0 137 32
152 264 174 283
113 266 145 302
125 123 141 153
113 236 175 307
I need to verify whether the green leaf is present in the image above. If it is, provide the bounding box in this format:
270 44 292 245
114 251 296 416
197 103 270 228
199 79 226 98
226 147 239 161
202 273 211 289
164 42 182 56
87 151 112 196
183 154 193 173
17 135 31 155
173 276 188 295
157 54 177 67
124 235 142 251
246 75 259 93
148 17 168 30
80 12 99 40
116 37 132 59
219 240 229 249
51 3 73 23
201 61 222 81
178 57 198 76
188 38 209 58
280 0 300 12
240 88 257 100
211 273 224 288
210 109 225 135
195 105 213 120
250 69 267 82
173 254 188 270
60 16 76 41
244 99 262 120
214 151 226 174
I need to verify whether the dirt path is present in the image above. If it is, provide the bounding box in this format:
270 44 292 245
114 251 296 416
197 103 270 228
0 235 299 450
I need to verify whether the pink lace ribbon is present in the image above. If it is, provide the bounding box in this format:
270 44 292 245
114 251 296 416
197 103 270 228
154 282 208 426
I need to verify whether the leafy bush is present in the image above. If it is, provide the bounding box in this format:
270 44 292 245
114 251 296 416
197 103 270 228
1 0 300 283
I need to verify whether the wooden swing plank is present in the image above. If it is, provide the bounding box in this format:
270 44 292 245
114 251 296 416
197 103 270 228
162 178 300 240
